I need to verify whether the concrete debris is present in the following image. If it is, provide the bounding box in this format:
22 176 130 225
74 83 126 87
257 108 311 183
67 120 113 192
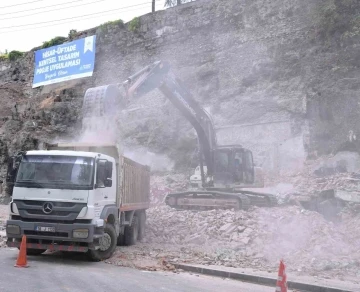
267 153 360 202
125 204 360 280
150 173 188 206
107 162 360 281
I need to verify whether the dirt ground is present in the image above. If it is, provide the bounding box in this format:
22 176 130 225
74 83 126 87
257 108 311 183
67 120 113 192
0 204 8 226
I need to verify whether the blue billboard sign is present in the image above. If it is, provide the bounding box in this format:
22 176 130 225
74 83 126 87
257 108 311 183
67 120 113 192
32 35 96 88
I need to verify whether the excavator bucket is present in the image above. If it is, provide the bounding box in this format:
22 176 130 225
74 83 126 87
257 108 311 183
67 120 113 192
82 84 126 134
82 84 123 118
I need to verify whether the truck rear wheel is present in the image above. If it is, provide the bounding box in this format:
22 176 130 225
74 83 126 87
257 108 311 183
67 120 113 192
138 211 146 241
117 233 125 246
124 215 138 246
88 223 117 262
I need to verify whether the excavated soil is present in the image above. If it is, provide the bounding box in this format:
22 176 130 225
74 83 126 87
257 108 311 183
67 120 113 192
106 166 360 282
105 205 360 282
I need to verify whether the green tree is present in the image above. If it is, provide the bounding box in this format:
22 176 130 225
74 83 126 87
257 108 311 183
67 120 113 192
68 29 78 40
8 50 24 61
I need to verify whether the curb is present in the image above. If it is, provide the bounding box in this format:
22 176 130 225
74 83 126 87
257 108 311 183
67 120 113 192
172 263 355 292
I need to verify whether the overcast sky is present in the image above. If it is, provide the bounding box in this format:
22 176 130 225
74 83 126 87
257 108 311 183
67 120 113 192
0 0 165 52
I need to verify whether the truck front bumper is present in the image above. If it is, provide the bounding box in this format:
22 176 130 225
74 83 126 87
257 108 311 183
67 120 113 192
6 219 104 251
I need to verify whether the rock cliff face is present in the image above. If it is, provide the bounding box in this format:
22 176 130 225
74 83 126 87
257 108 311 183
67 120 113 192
0 0 360 190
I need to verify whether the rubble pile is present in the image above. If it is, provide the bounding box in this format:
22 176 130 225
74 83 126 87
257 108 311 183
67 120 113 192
284 172 360 197
0 205 7 248
264 153 360 207
139 205 360 279
150 173 188 206
145 206 251 246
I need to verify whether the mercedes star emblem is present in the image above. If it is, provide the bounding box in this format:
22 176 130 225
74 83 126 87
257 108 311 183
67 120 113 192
42 202 53 214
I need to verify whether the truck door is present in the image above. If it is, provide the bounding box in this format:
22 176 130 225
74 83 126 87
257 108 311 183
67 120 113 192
94 159 114 216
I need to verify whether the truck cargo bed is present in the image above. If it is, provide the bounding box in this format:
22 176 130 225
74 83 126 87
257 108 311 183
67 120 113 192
120 156 150 211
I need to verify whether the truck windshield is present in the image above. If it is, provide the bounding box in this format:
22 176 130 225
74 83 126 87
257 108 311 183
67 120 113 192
15 155 94 190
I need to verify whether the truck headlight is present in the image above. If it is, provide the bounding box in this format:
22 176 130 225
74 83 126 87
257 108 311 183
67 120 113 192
73 229 89 239
7 224 20 235
10 202 19 215
76 207 88 219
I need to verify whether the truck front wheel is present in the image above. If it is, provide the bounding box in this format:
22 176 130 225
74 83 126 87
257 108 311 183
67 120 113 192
88 223 117 262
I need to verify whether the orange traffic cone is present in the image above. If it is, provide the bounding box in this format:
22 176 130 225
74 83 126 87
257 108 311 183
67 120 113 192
275 260 287 292
14 235 28 268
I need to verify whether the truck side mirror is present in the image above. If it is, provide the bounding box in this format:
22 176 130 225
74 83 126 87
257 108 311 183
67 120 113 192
6 158 15 184
6 157 20 185
104 178 112 188
6 152 25 185
105 161 113 178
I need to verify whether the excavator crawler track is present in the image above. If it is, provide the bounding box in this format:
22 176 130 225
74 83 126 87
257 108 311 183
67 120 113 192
165 191 252 211
236 193 251 210
165 190 277 211
241 192 278 208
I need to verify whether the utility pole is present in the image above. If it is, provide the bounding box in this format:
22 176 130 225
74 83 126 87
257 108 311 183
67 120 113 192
177 0 181 5
152 0 155 12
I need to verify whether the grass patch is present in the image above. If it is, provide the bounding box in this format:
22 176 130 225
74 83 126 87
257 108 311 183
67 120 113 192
42 36 67 49
0 50 24 61
100 19 124 30
8 50 24 61
128 17 140 32
0 53 8 61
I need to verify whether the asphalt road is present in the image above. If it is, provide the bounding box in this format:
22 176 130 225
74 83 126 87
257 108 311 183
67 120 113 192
0 248 279 292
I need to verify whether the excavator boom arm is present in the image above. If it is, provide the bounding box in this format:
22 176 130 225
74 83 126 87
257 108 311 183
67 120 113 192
124 61 216 180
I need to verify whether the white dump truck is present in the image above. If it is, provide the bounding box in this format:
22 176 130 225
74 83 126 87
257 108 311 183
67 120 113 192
5 142 150 261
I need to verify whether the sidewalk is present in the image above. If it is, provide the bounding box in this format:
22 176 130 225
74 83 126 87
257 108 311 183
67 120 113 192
172 263 360 292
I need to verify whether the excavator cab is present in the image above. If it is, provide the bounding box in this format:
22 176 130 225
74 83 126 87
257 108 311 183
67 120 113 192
213 146 254 187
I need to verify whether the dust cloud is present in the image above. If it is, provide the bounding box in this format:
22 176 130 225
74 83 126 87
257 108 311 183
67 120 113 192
68 83 175 172
78 116 119 145
124 146 174 172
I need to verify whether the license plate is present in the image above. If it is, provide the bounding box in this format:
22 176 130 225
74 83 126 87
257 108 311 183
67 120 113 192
35 226 55 232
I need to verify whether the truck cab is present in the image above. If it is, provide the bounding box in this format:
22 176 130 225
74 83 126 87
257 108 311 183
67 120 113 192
6 143 150 261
